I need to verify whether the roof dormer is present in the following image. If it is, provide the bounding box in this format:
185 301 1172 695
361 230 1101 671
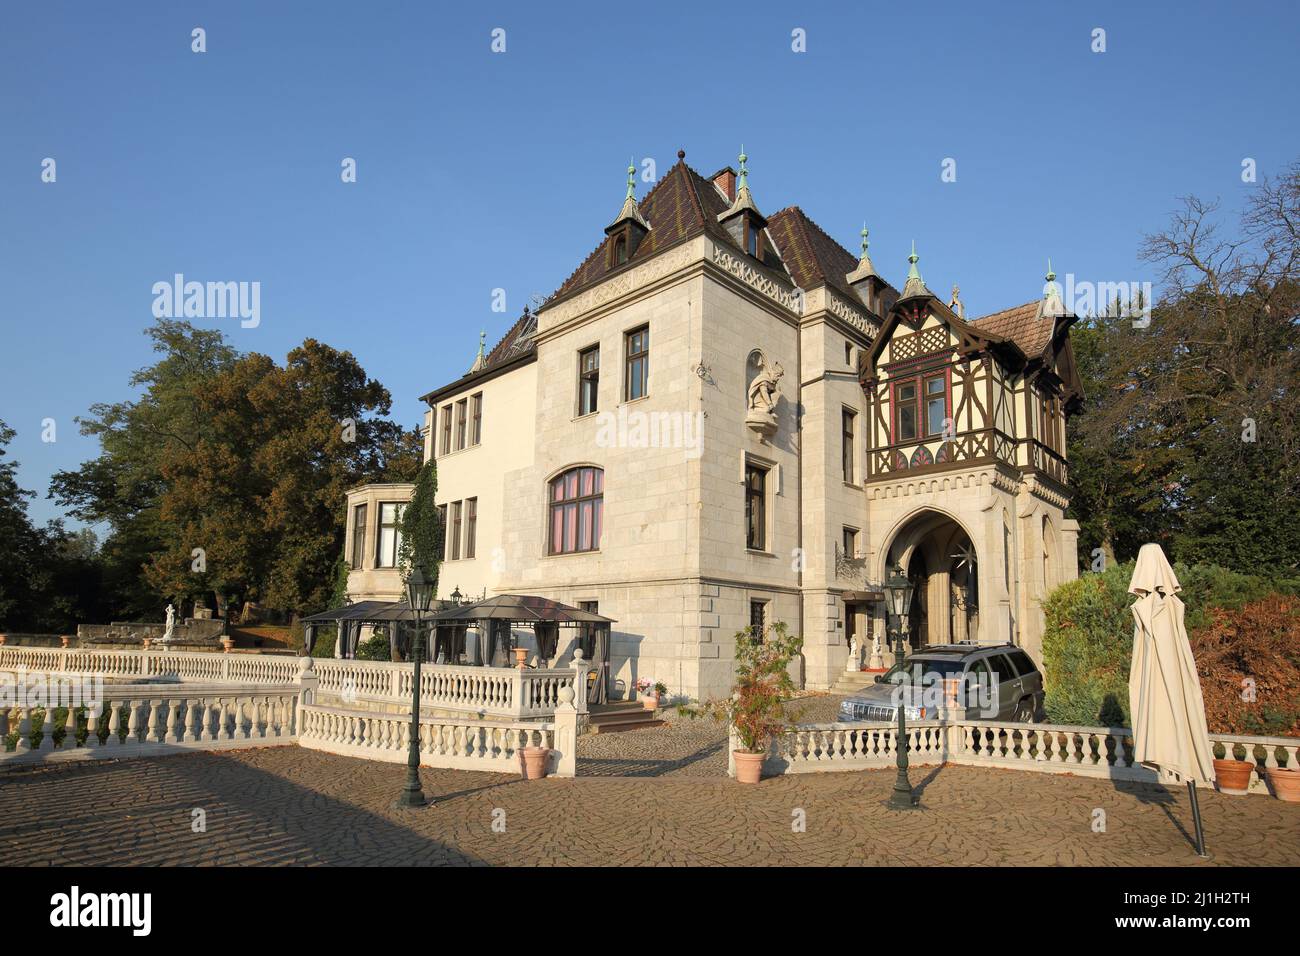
717 146 769 261
846 222 888 314
604 158 650 267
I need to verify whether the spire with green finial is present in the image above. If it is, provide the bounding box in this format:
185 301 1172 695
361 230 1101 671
1039 257 1066 319
606 155 650 233
900 239 932 301
469 328 489 373
737 145 748 191
860 223 870 258
846 220 880 288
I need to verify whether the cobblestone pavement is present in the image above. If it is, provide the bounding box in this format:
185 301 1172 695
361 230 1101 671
1 746 1296 866
577 693 846 778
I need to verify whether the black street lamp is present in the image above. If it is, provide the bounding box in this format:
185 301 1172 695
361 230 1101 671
882 563 918 810
397 565 435 809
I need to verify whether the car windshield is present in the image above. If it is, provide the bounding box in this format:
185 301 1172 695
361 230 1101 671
881 658 967 684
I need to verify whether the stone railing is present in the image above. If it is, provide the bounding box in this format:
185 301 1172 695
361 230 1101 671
298 689 579 777
734 718 1300 795
0 645 303 684
0 681 305 767
312 651 589 720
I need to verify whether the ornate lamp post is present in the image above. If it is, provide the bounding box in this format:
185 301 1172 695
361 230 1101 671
882 564 918 810
397 565 434 809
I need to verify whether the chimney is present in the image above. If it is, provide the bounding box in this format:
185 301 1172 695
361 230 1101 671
711 167 736 202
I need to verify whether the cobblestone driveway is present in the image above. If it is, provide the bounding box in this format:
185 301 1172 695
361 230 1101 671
1 747 1295 866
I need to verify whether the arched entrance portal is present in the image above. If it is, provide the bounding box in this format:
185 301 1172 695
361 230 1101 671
885 510 980 652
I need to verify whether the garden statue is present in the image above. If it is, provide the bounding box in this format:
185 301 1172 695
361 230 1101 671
158 604 177 643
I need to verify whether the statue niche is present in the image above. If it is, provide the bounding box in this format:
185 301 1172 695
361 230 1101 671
745 349 783 439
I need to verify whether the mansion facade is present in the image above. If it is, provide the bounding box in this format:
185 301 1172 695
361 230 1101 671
341 150 1083 701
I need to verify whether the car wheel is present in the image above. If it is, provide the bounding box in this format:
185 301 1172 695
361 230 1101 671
1013 698 1035 723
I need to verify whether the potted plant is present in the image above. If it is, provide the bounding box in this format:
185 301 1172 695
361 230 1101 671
1264 766 1300 802
520 744 549 779
681 621 803 784
1212 753 1255 796
636 678 666 710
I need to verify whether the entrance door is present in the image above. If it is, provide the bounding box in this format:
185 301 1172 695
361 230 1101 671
845 602 859 667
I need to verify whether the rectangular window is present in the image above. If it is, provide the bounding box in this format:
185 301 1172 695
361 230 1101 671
436 504 448 560
749 600 766 639
746 220 760 257
464 497 477 560
449 500 462 561
842 408 856 483
376 502 404 568
896 382 918 442
455 399 468 450
470 393 483 445
843 527 858 558
440 406 452 456
578 345 600 416
745 463 767 551
624 326 649 401
925 374 948 437
350 504 367 568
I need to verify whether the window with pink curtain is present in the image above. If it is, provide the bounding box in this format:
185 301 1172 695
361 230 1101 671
548 466 604 555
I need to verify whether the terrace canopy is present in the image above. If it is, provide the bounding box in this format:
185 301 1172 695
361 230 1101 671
428 595 616 704
302 594 616 704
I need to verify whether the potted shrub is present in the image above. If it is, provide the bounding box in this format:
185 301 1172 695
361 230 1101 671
636 678 668 710
681 621 803 784
1264 766 1300 802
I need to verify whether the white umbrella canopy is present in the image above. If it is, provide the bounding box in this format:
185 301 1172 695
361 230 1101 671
1127 543 1217 787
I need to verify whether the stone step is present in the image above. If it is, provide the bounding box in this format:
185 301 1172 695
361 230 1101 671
589 717 666 734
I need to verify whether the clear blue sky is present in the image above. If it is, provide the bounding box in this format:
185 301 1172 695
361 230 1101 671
3 0 1297 530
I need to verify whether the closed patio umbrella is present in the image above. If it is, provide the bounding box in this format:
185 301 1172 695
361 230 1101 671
1127 543 1216 856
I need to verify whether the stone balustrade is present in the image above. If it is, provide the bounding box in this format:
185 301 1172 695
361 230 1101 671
298 692 579 777
0 682 305 766
0 645 302 684
312 652 589 720
736 718 1300 795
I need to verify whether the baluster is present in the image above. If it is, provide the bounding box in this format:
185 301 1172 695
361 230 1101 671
13 708 30 753
37 706 55 751
164 700 178 743
126 700 143 745
85 706 100 748
105 703 122 746
217 699 232 741
143 700 160 743
63 707 79 749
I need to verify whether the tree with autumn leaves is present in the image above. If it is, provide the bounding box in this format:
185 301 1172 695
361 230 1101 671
51 321 420 621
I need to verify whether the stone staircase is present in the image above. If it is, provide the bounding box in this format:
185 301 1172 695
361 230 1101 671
831 670 883 695
585 700 665 734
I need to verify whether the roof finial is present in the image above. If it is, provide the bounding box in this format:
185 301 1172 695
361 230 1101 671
860 222 870 259
907 240 921 281
737 145 748 191
1038 258 1065 319
469 328 489 373
1045 258 1056 284
626 157 636 200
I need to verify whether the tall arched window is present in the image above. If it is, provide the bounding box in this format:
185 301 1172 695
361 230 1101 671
548 466 603 554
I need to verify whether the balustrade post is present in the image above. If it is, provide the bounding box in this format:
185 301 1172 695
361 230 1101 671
509 668 524 719
570 648 590 715
295 656 317 739
15 708 31 753
37 706 55 751
551 687 578 778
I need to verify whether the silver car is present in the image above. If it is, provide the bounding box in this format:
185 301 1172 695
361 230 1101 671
838 643 1044 724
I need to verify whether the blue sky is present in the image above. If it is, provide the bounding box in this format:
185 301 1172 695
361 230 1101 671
3 0 1298 530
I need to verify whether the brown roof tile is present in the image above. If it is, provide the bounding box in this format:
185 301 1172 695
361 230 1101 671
969 301 1055 357
550 160 740 304
765 206 866 301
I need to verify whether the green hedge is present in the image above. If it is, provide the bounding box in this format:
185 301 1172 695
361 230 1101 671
1041 561 1298 726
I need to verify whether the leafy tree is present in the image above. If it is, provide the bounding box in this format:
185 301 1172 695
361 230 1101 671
1068 161 1300 571
398 460 443 584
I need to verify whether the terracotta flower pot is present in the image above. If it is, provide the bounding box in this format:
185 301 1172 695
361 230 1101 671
1213 758 1254 795
1264 767 1300 802
513 647 528 668
521 746 549 780
641 694 659 711
733 750 765 784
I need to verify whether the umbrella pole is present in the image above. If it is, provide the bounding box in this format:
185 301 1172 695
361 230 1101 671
1186 781 1208 858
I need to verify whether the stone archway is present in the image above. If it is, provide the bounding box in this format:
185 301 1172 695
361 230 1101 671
881 508 981 652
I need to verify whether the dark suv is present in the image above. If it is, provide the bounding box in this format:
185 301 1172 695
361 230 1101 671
838 643 1044 723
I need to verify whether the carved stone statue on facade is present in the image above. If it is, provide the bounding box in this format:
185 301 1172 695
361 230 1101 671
745 350 783 437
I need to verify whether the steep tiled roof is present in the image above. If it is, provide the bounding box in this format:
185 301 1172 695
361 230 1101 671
969 301 1055 358
550 160 741 304
765 207 866 302
419 308 537 404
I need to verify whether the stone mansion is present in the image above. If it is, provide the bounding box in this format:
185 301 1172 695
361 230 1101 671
341 150 1084 701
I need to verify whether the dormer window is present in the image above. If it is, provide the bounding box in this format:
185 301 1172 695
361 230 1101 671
745 217 763 258
614 235 628 265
